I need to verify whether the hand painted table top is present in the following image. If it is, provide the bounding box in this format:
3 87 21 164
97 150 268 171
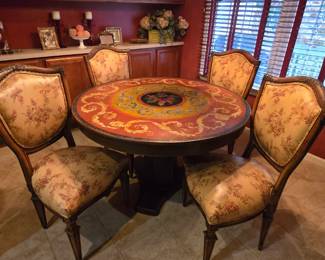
72 78 250 156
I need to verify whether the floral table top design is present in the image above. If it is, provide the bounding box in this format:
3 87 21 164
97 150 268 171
73 78 249 143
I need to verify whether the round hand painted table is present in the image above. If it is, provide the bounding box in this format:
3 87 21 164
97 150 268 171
72 77 250 215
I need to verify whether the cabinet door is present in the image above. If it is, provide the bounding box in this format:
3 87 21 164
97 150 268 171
45 56 91 103
0 59 45 70
156 46 181 77
129 49 156 78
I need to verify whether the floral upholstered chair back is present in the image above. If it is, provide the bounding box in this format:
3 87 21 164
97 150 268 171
0 66 69 149
86 47 130 86
253 75 325 168
208 49 260 98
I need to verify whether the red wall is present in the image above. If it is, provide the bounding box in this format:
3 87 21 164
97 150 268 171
0 1 176 49
178 0 205 79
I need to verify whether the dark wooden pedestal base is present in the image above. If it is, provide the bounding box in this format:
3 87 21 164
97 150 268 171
134 156 184 216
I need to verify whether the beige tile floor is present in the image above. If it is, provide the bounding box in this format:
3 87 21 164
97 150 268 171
0 129 325 260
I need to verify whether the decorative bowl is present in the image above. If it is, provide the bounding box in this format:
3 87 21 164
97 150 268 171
70 35 90 49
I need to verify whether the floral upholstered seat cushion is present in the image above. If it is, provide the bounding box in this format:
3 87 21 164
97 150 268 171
185 152 277 225
89 49 129 85
209 53 254 96
32 146 128 218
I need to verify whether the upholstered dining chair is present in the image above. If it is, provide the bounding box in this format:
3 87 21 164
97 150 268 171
85 46 135 177
183 75 325 260
85 46 131 87
208 49 260 153
0 65 129 260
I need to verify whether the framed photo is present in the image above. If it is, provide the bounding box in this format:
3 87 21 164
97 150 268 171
37 27 60 50
99 31 114 46
105 27 122 44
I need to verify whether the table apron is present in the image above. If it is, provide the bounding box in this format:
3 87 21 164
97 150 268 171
78 124 246 157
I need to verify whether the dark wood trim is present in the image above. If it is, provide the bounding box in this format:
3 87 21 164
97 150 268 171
254 0 271 59
226 0 240 51
280 0 307 77
207 49 260 99
203 0 218 76
318 57 325 83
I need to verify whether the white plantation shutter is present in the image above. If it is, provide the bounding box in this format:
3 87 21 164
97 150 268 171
254 0 299 87
287 0 325 81
267 0 299 76
232 0 264 54
210 0 234 52
199 0 234 76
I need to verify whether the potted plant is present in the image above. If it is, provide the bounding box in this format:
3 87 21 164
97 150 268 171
139 9 189 44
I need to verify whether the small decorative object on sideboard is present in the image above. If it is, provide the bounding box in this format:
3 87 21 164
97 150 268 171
51 10 65 48
105 27 122 44
69 25 90 49
138 9 189 44
0 21 13 55
38 27 60 50
99 31 114 46
84 11 97 45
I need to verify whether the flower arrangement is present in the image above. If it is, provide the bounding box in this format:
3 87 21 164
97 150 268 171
139 9 189 43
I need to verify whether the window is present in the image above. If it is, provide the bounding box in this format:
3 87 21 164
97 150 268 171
232 1 264 54
200 0 325 88
211 0 234 53
287 0 325 80
256 0 298 86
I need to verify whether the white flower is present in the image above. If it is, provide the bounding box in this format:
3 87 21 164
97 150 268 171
157 17 169 29
178 16 189 30
163 10 174 19
140 16 150 30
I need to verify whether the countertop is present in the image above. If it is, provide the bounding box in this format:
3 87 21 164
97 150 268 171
0 42 184 62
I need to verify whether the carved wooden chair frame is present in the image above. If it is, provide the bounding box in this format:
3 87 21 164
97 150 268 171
184 75 325 260
207 49 260 153
85 45 132 87
0 65 129 260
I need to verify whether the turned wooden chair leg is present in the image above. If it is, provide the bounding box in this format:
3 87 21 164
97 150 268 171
120 170 130 205
227 140 235 154
258 208 274 250
64 218 82 260
182 176 193 207
203 225 217 260
31 194 48 229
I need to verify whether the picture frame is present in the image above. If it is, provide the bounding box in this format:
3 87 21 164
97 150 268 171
105 27 122 44
37 27 60 50
99 31 115 46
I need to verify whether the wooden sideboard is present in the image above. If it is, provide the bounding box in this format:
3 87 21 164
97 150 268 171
0 45 182 103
